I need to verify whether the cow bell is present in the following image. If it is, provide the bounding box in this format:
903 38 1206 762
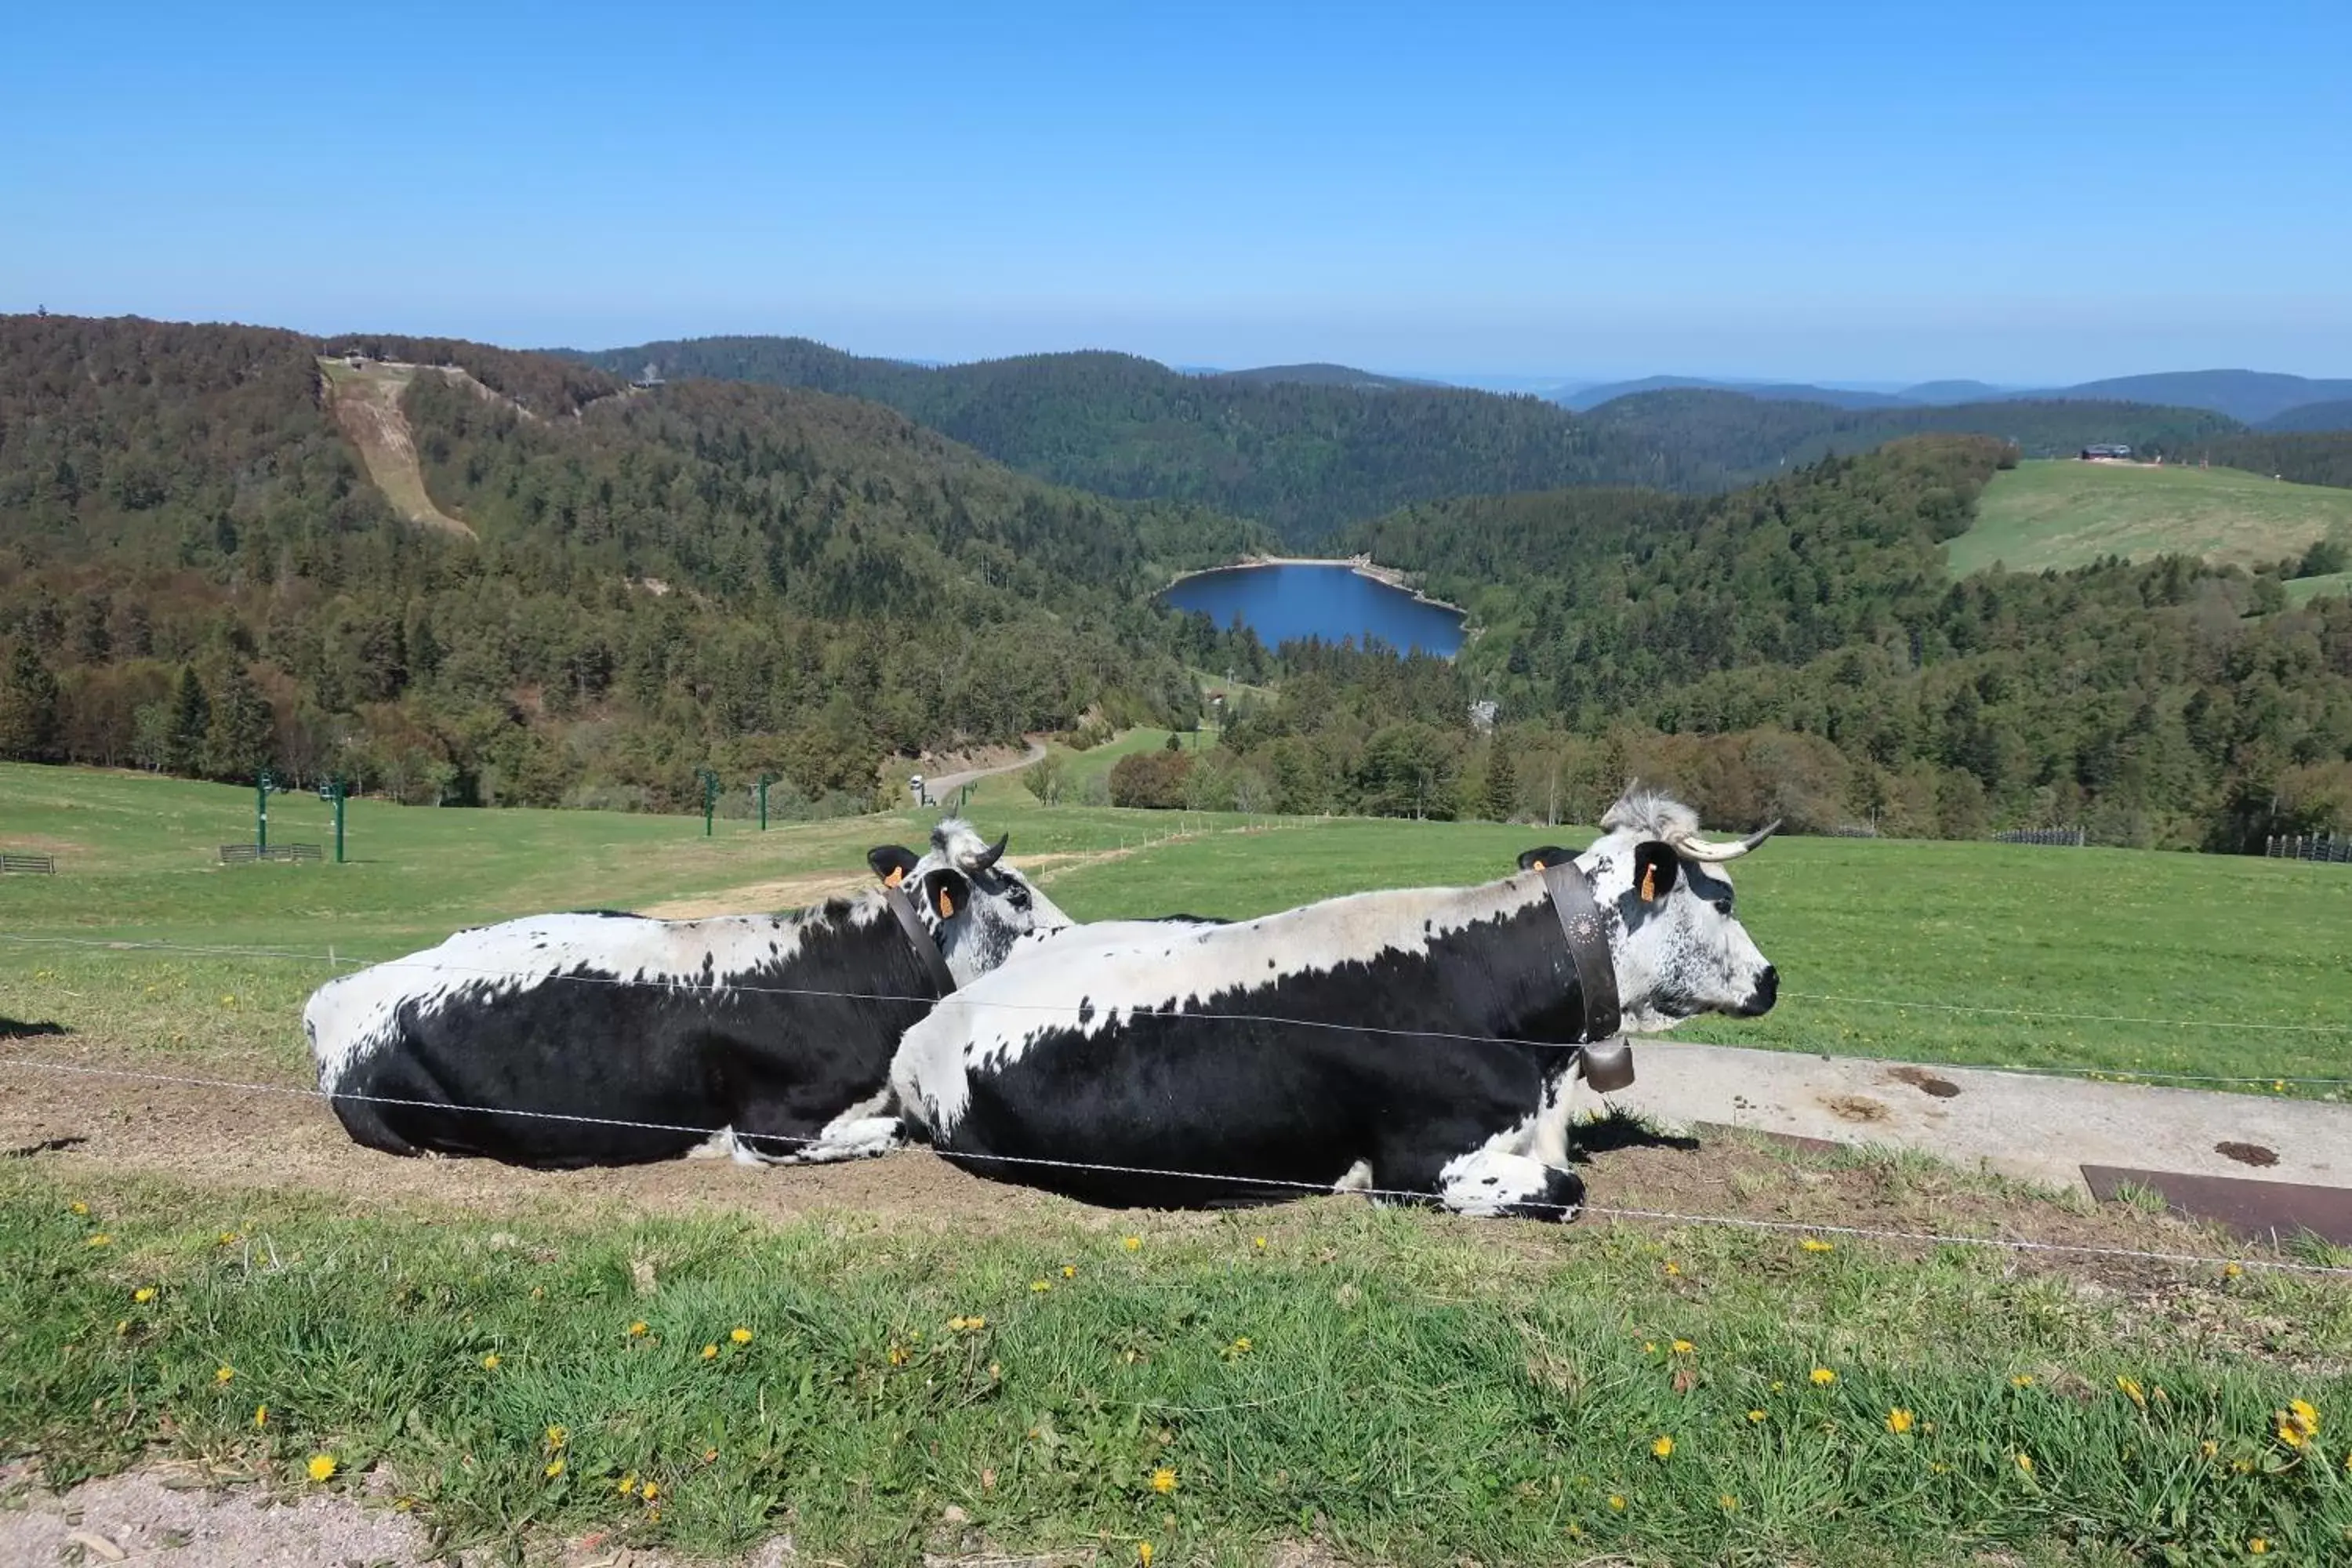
1577 1037 1636 1092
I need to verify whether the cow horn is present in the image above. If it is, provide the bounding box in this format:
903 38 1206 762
971 833 1008 872
1667 819 1780 862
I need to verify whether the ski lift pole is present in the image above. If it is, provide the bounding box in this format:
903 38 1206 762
756 772 779 831
318 777 348 863
696 768 720 837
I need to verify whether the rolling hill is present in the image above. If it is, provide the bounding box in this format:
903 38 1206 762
0 314 1263 807
1947 459 2352 575
1575 387 2243 490
2259 398 2352 434
2012 369 2352 426
1555 375 1907 412
1209 362 1441 390
566 335 1668 542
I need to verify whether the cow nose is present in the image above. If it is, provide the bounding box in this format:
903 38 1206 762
1749 964 1779 1013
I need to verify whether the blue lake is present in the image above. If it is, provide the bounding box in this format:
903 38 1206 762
1161 563 1466 657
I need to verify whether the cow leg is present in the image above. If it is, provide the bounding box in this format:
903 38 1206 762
786 1114 907 1164
1436 1148 1586 1221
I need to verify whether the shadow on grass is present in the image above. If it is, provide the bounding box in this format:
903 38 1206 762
1570 1105 1700 1160
0 1018 71 1040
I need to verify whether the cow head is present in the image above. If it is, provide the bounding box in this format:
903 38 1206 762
867 818 1074 985
1518 788 1779 1033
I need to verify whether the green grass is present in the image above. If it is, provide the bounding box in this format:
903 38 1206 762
7 766 2352 1562
1951 459 2352 576
2286 570 2352 606
10 1169 2350 1565
4 764 2347 1091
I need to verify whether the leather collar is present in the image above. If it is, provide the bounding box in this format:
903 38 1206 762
1538 860 1622 1044
882 882 959 996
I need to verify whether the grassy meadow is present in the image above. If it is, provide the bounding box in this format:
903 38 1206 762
1951 459 2352 576
6 762 2352 1563
3 760 2349 1089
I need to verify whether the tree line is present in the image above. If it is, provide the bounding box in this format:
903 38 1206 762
0 315 1261 811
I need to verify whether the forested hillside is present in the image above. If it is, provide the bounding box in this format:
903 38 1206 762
1579 389 2244 490
1336 438 2352 849
2257 399 2352 434
0 314 1261 811
570 336 1642 541
2190 430 2352 489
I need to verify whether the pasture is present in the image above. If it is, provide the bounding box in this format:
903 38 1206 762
5 763 2352 1564
1951 459 2352 575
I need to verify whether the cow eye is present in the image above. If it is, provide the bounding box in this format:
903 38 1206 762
1712 898 1733 916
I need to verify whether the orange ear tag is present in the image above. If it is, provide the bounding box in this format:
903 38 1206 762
1640 866 1657 901
884 867 905 888
1531 859 1547 871
937 889 956 917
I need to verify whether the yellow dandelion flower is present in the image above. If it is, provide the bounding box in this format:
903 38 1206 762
1151 1466 1178 1494
1138 1543 1154 1566
641 1480 659 1502
1253 1236 1267 1250
1608 1494 1626 1511
645 1508 661 1523
1663 1261 1681 1277
215 1366 235 1385
86 1233 113 1248
627 1321 649 1337
114 1318 129 1334
1123 1236 1142 1251
1800 1237 1835 1253
2117 1376 2147 1410
480 1353 500 1370
2277 1421 2307 1448
2288 1399 2319 1435
966 1316 985 1330
132 1287 156 1304
2011 1374 2034 1388
1062 1265 1077 1278
254 1405 268 1428
2201 1440 2220 1458
2223 1262 2244 1279
1810 1367 1836 1386
1887 1408 1915 1434
1642 1341 1657 1354
1930 1461 1949 1474
1229 1337 1252 1355
2249 1540 2269 1555
1650 1435 1674 1459
617 1473 639 1496
1671 1339 1695 1355
545 1458 565 1478
1719 1494 1739 1511
1032 1279 1052 1294
701 1343 718 1360
307 1454 337 1483
2015 1453 2034 1475
218 1231 240 1246
887 1344 909 1366
1769 1381 1784 1392
545 1425 567 1448
70 1201 89 1216
1747 1409 1766 1423
730 1327 753 1345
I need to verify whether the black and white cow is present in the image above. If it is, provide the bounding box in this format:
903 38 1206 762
304 820 1069 1168
888 790 1778 1220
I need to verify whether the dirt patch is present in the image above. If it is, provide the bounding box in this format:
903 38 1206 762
0 1041 2274 1292
0 1460 799 1567
637 869 868 920
1889 1065 1963 1099
320 361 477 539
1821 1094 1890 1123
2214 1140 2281 1168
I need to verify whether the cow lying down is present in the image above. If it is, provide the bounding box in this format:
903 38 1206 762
304 820 1068 1168
890 790 1780 1220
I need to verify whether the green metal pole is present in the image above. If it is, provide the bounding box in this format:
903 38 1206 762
256 771 272 852
332 781 347 864
757 773 776 831
697 768 719 837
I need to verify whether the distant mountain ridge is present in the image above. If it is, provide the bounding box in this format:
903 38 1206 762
1552 368 2352 426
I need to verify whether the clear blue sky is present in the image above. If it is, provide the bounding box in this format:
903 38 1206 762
3 2 2346 384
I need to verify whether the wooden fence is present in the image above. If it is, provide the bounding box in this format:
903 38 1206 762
218 843 323 865
2266 833 2351 864
1993 827 2087 847
1 851 56 874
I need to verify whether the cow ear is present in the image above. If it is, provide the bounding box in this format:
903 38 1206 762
868 845 920 889
921 867 973 921
1517 847 1571 872
1632 842 1680 903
